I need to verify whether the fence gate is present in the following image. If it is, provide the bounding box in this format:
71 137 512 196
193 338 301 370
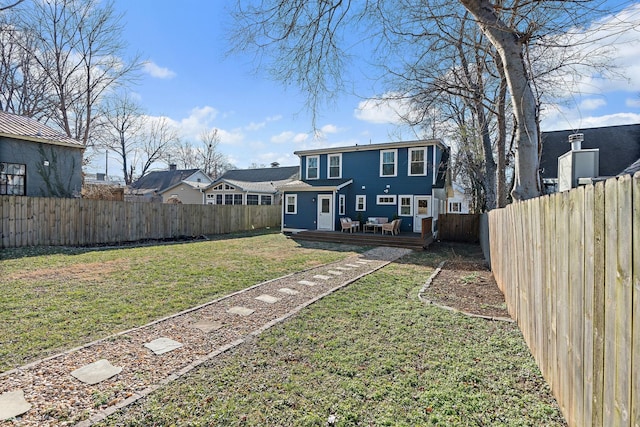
438 213 480 243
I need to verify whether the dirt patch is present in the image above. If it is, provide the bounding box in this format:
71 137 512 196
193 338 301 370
6 259 127 282
423 259 511 319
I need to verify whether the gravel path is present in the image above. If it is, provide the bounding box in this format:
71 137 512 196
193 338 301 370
0 247 412 427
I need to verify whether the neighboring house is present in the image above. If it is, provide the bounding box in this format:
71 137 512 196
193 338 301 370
279 139 449 234
0 111 84 197
128 165 213 203
540 124 640 192
445 183 472 214
204 165 299 206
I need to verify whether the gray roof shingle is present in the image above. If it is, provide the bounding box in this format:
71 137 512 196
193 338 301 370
540 124 640 179
130 169 203 193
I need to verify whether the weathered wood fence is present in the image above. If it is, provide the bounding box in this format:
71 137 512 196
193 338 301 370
438 213 480 242
488 173 639 427
0 196 281 248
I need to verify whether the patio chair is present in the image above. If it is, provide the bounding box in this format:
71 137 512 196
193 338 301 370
340 217 360 233
381 219 399 235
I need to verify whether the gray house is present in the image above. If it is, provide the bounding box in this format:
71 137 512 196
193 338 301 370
540 123 640 192
0 112 84 197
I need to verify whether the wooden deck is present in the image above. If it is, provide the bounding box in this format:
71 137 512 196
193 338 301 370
288 229 433 250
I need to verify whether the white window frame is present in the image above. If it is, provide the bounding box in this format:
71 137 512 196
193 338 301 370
398 195 413 216
327 153 342 179
339 194 346 215
260 195 273 205
449 201 462 213
380 149 397 177
286 194 298 214
247 194 259 205
355 195 366 211
408 147 427 176
376 195 397 205
306 155 319 180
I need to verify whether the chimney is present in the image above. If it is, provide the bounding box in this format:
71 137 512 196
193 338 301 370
169 164 177 171
568 133 583 151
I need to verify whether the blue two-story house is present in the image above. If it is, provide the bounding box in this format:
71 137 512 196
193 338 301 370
278 139 449 235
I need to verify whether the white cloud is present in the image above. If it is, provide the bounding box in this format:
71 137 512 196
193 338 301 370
142 61 176 79
541 108 640 132
354 94 414 125
245 115 283 131
178 106 219 138
626 97 640 108
320 124 340 134
270 131 309 144
579 98 606 111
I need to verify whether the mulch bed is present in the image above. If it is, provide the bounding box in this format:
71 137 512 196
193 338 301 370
423 259 511 320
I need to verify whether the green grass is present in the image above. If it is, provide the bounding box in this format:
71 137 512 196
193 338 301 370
95 249 565 427
0 231 361 371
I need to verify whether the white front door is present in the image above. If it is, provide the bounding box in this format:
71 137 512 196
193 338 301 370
413 195 431 233
317 195 333 230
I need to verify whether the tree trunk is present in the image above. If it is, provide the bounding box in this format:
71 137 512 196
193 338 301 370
459 0 541 201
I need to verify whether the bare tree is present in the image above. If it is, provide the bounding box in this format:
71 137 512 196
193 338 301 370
231 0 630 202
96 92 144 185
136 116 178 179
9 0 140 146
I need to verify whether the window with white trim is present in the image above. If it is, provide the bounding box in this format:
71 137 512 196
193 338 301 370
225 184 234 190
260 195 272 205
355 195 366 211
216 194 223 204
376 195 397 205
399 195 412 216
338 194 346 215
286 194 298 214
247 194 259 205
328 153 342 178
380 149 397 177
306 156 319 179
233 194 243 204
449 202 462 213
408 148 427 176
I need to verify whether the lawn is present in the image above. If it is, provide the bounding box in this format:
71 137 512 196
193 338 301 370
0 231 361 372
95 246 565 426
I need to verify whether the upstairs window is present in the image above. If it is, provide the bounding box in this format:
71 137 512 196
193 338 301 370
0 163 26 195
328 154 342 179
409 148 427 176
307 156 319 180
380 149 397 177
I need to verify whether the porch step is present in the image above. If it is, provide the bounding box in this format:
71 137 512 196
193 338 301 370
289 230 432 250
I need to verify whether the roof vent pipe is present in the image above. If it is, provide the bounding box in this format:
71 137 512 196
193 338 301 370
569 133 584 151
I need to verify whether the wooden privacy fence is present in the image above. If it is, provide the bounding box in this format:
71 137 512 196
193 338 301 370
438 213 480 242
488 173 639 427
0 196 281 248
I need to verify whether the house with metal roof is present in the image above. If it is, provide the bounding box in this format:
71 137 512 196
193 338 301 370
203 165 299 206
279 139 449 234
0 111 84 197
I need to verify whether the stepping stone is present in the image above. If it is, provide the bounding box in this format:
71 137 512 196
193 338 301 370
71 359 122 385
228 306 255 316
0 390 31 421
335 266 351 271
144 337 184 355
278 288 300 295
345 263 360 268
312 275 331 280
327 270 343 275
299 280 318 286
191 320 223 333
255 294 280 304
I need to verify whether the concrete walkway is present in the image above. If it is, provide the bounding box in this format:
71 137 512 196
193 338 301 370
0 247 412 427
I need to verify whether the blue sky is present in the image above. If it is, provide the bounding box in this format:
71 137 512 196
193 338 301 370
88 1 640 178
